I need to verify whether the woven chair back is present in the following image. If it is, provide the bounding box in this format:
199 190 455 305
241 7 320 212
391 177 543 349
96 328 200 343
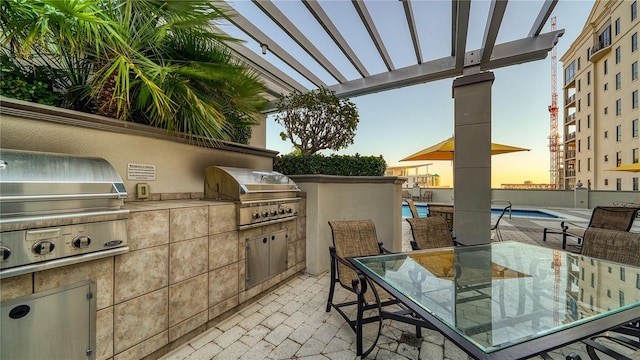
588 206 639 231
581 228 640 267
406 217 454 249
329 219 383 300
405 199 420 218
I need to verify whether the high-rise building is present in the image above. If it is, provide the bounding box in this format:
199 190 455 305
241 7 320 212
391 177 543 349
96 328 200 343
560 0 639 191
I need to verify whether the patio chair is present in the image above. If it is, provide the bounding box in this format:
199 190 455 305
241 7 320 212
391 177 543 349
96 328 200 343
542 206 640 250
326 219 424 357
491 204 512 242
404 198 421 218
613 195 640 208
406 217 456 250
580 227 640 267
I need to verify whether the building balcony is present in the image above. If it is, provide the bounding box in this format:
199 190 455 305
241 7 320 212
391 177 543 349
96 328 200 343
565 150 576 159
565 113 576 124
566 169 576 177
566 132 576 141
589 40 612 63
565 94 576 107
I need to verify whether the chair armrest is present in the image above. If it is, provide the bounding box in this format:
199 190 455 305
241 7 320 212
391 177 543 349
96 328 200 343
378 242 394 254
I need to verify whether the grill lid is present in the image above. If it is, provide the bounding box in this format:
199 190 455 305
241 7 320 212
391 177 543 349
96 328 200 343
0 149 127 219
204 166 299 202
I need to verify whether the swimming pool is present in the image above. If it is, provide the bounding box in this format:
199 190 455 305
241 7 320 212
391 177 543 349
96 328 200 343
401 204 560 219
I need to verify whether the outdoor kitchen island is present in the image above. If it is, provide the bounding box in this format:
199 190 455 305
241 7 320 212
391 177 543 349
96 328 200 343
1 198 307 360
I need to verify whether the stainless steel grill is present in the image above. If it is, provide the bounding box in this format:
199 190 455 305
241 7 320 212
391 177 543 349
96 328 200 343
0 149 129 279
204 166 300 229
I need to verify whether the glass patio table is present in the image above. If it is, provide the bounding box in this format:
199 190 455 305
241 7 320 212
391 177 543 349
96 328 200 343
349 241 640 360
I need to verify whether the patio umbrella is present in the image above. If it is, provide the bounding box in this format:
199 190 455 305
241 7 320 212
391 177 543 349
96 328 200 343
400 136 529 162
605 163 640 172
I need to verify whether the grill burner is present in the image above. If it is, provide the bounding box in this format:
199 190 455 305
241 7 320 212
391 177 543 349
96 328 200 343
0 149 129 279
204 166 300 229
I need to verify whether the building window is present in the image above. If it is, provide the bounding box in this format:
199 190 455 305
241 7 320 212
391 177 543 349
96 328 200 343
587 115 591 128
604 59 609 75
587 93 591 106
578 99 581 112
581 268 584 280
633 119 639 137
577 57 581 70
578 119 581 132
591 273 595 287
621 268 626 281
618 151 623 166
578 159 581 172
605 179 609 186
605 131 609 139
634 148 639 163
605 154 609 162
615 17 621 35
616 73 622 89
617 178 622 191
588 157 591 171
620 290 625 307
578 139 582 152
604 82 608 91
616 46 621 63
617 125 623 141
633 90 639 109
587 71 591 85
637 274 640 289
617 99 622 115
633 33 638 52
578 79 582 91
587 136 591 149
604 106 608 115
565 62 576 84
634 177 639 191
634 62 639 80
608 289 612 298
633 1 638 21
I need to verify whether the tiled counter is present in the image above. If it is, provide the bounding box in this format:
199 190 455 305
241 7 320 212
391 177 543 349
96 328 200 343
0 199 306 360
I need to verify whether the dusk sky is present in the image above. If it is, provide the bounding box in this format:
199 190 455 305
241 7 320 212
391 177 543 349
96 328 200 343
233 0 597 187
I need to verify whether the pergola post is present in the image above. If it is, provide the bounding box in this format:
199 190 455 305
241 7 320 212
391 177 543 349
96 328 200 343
452 71 495 245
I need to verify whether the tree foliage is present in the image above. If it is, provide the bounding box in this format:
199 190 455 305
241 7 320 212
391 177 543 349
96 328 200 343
0 0 266 145
274 87 359 155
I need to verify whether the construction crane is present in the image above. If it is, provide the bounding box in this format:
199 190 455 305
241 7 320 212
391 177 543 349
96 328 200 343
552 249 562 326
548 16 561 189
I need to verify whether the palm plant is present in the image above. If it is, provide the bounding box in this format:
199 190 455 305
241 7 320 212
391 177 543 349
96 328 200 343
0 0 267 145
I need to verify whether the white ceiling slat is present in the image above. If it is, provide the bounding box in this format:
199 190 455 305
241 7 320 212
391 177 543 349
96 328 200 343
401 0 423 64
218 0 565 111
251 0 348 84
529 0 559 37
351 0 395 71
452 0 471 69
302 0 370 78
480 0 508 64
225 7 327 88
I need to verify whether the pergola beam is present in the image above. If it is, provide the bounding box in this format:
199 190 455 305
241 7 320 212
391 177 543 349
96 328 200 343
302 0 370 78
252 0 348 84
351 0 395 71
401 0 423 64
452 0 471 69
529 0 559 37
480 0 508 64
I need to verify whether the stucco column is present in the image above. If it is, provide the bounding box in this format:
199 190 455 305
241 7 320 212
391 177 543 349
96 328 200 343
452 71 495 245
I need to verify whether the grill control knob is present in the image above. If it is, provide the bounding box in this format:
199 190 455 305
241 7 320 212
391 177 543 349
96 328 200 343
33 240 55 255
0 246 10 261
253 212 261 219
279 208 285 214
72 235 92 249
271 210 278 216
263 211 269 218
287 208 293 213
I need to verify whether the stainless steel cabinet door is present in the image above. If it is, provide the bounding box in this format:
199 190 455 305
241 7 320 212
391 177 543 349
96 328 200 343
269 230 288 276
246 235 270 288
1 280 96 360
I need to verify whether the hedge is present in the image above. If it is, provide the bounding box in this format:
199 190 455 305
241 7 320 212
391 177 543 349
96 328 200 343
274 154 386 176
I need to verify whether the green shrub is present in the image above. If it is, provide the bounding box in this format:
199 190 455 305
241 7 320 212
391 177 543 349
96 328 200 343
274 154 386 176
0 56 61 106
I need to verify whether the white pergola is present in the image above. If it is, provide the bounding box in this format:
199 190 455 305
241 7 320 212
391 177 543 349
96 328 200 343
220 0 565 246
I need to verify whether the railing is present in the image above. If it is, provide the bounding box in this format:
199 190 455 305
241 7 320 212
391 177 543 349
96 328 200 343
565 113 576 124
566 132 576 141
565 94 576 106
565 150 576 159
566 169 576 177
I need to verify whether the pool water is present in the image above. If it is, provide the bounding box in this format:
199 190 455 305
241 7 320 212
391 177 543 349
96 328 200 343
401 205 560 219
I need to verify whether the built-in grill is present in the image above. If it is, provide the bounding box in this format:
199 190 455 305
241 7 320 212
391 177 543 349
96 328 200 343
0 149 129 279
204 166 300 229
